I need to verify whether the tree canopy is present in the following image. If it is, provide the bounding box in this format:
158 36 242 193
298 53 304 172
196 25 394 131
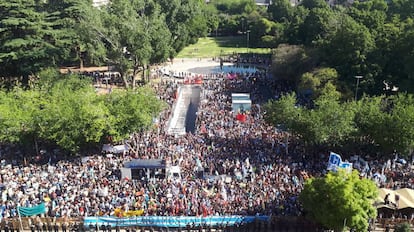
299 170 378 232
0 70 165 153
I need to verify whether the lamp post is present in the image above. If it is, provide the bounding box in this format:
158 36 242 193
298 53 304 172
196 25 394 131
354 75 363 101
246 30 250 53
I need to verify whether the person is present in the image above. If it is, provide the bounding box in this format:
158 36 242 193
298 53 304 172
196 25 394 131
384 193 390 205
395 194 400 208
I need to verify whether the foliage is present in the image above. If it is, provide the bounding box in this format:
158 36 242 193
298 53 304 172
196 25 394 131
271 44 315 84
268 0 294 23
298 67 339 99
394 222 412 232
299 170 378 232
210 0 257 15
0 0 61 85
265 91 356 147
265 91 414 156
105 87 166 142
0 73 165 153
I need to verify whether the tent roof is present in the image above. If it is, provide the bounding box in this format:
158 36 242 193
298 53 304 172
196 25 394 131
377 188 414 210
124 159 166 169
395 188 414 203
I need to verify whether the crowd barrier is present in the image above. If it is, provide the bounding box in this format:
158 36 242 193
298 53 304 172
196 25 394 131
84 215 269 228
0 216 328 231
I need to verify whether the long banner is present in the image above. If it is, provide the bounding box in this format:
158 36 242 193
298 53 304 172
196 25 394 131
84 215 269 228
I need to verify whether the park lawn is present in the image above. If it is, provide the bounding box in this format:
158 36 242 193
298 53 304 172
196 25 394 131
176 36 271 58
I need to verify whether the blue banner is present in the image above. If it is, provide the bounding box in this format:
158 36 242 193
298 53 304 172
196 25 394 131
84 215 269 228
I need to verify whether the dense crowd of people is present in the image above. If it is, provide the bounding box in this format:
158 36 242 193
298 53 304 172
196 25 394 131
0 58 410 224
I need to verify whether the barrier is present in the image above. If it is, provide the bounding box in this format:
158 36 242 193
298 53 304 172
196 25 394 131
84 215 269 228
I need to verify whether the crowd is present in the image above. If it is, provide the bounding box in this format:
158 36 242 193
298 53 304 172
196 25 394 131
0 59 408 223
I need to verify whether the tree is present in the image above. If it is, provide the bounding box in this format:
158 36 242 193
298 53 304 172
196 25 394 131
394 222 412 232
0 88 41 144
319 14 375 92
299 170 378 232
268 0 294 23
158 0 209 56
298 7 338 46
42 0 106 68
284 5 309 44
35 75 110 152
105 87 166 142
388 0 414 20
300 0 329 10
0 0 61 87
271 44 315 84
298 67 339 99
264 90 354 147
354 94 414 156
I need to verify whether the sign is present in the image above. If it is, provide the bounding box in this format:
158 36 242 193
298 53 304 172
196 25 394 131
84 215 269 228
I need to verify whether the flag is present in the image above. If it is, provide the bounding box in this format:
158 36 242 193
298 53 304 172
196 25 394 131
339 162 353 173
327 152 342 171
17 203 46 217
327 152 353 173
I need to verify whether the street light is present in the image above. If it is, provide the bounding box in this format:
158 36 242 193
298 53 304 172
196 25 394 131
246 30 250 53
354 75 363 101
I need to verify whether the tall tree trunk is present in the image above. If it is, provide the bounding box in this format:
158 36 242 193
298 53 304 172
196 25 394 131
142 65 146 83
122 72 129 88
147 64 151 82
22 74 29 90
79 57 84 70
132 67 138 90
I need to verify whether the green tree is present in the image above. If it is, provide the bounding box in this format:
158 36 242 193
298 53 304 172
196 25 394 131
354 94 414 156
386 94 414 155
35 75 110 152
264 93 304 134
265 90 354 147
299 7 338 46
271 44 315 84
284 5 309 44
395 222 412 232
298 67 339 99
319 14 375 91
105 87 166 142
300 0 329 10
104 0 172 88
42 0 106 68
158 0 209 56
388 0 414 20
268 0 294 23
0 88 41 144
299 170 378 232
0 0 60 87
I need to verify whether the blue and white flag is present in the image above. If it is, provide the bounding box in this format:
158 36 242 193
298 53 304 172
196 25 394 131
339 161 353 173
327 152 353 172
327 152 342 171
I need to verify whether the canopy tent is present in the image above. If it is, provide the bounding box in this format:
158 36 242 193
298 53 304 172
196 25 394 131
376 188 414 213
123 159 166 169
395 188 414 204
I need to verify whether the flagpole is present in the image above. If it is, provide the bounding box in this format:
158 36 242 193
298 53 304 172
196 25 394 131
17 206 24 231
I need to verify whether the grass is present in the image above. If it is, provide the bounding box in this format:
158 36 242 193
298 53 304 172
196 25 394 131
176 36 271 58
